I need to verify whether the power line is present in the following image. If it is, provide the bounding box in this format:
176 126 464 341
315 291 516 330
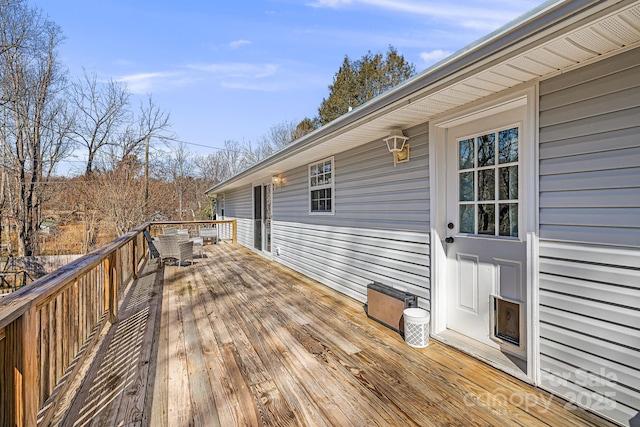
57 137 244 156
2 122 242 154
54 159 87 163
169 138 224 150
0 180 85 185
165 138 246 154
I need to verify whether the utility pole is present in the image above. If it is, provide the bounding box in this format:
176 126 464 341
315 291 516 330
144 135 149 218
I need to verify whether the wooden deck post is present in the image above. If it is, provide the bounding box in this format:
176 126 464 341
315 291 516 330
0 322 17 426
232 220 237 244
21 307 38 427
1 308 39 427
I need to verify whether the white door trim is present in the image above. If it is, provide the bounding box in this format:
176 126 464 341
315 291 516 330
251 179 274 259
429 84 539 384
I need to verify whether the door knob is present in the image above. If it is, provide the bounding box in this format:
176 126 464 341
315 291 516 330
445 237 454 244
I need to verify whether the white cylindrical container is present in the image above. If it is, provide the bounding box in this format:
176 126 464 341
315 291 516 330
403 308 430 348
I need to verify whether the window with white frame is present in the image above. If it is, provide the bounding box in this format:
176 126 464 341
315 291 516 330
309 157 334 214
457 125 520 237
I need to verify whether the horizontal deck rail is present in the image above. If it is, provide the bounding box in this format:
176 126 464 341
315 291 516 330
0 220 236 426
150 219 237 244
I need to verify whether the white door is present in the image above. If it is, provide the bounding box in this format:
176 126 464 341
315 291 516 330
445 108 527 347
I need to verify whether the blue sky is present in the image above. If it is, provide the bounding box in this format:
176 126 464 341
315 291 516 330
35 0 542 173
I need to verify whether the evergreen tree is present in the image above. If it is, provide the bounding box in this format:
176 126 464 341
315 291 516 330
317 56 358 126
293 118 317 140
317 46 416 126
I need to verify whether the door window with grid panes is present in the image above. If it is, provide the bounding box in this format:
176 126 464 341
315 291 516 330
458 126 519 237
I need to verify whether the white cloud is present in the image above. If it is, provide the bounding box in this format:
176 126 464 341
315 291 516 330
420 49 452 63
116 72 187 94
111 53 333 98
229 39 251 49
220 81 282 91
187 62 280 79
307 0 353 8
114 62 286 95
307 0 525 30
184 62 288 91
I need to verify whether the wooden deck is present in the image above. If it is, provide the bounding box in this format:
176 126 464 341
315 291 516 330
50 244 614 426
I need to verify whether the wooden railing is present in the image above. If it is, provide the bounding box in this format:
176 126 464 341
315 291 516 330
149 219 237 244
0 220 236 426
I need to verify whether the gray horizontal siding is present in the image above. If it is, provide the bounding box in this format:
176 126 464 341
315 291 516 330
539 47 640 247
272 221 430 304
222 184 252 219
221 184 253 248
538 50 640 426
231 218 252 248
274 123 430 232
271 123 430 304
538 242 640 424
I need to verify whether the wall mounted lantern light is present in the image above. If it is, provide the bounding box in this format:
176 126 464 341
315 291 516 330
383 129 410 167
272 175 282 189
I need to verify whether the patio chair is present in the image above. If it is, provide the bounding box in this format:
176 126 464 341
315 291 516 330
190 236 204 257
162 226 178 235
199 227 218 245
156 234 193 266
176 230 203 257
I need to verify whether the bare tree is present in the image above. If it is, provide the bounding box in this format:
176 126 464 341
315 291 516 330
266 120 299 148
195 151 227 185
69 73 175 248
0 1 30 72
194 120 300 190
250 120 300 163
159 142 194 221
69 69 130 177
67 69 131 252
97 155 146 236
110 95 174 164
0 2 69 256
216 139 249 179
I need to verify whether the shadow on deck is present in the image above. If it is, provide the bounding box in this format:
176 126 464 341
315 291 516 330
50 244 614 426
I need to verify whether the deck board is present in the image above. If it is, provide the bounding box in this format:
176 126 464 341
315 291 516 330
166 267 194 427
54 243 616 426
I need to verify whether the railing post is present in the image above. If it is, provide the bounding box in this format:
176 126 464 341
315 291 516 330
232 220 237 244
22 307 38 427
104 253 118 324
143 226 149 258
131 236 138 281
1 308 39 427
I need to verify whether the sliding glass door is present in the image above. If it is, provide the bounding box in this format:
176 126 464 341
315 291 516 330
253 183 272 253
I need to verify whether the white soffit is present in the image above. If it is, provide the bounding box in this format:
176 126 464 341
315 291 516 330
211 1 640 193
377 1 640 132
